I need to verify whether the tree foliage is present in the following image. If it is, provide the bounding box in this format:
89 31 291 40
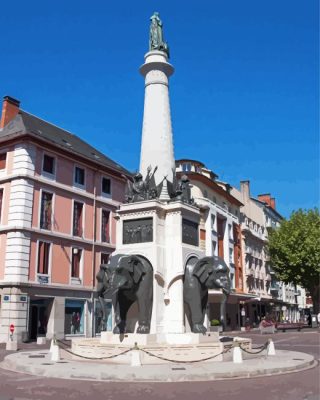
267 208 320 313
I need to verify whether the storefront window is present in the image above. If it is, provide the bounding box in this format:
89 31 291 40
65 299 85 335
94 299 113 335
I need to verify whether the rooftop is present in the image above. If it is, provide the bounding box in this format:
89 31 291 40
0 108 131 177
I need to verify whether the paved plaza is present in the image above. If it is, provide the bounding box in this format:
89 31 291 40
0 330 319 400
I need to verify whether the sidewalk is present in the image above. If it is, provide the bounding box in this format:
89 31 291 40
0 347 315 382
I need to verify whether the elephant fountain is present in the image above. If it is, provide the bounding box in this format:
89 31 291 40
96 254 153 334
183 256 231 334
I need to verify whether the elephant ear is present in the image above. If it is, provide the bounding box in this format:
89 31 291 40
128 255 145 284
193 258 212 284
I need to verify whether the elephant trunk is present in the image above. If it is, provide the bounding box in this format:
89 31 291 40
103 286 119 300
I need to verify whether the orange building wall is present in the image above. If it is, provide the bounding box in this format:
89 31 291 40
0 182 11 226
31 185 40 228
83 247 93 286
53 191 73 235
5 146 14 175
2 140 124 291
84 199 94 240
51 241 71 285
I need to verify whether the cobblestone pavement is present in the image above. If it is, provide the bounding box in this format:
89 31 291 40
0 329 319 400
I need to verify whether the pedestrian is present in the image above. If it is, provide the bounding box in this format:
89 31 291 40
307 313 312 326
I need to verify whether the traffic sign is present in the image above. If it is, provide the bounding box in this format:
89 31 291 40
9 324 14 333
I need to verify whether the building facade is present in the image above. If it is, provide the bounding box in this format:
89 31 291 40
253 194 305 322
230 182 273 327
0 96 130 342
176 159 247 331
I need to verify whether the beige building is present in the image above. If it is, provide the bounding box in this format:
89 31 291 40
229 181 272 326
176 160 249 331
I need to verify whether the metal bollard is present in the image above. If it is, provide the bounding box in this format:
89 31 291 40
233 342 243 364
267 338 276 356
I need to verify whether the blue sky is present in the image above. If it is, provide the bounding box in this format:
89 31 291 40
1 1 318 218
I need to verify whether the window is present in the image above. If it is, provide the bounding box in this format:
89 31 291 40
94 299 112 335
101 210 110 242
42 154 55 175
182 163 191 172
101 253 110 265
40 191 53 230
0 189 3 223
102 177 111 195
71 248 82 279
74 166 85 186
230 273 234 287
64 299 84 335
229 248 234 263
211 214 216 229
73 202 83 237
228 224 233 240
203 190 208 198
37 241 50 274
212 241 217 255
0 153 7 170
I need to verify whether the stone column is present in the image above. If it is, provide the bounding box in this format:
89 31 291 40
139 51 175 186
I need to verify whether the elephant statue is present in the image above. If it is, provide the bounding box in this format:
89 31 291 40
96 263 114 331
96 254 153 334
183 256 231 334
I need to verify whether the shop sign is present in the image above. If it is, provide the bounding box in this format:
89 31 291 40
37 275 49 284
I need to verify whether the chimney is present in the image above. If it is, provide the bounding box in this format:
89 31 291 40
240 180 250 201
270 197 276 209
258 194 274 208
0 96 20 129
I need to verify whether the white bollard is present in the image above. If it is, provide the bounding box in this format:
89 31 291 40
49 337 55 354
131 349 142 367
37 336 46 345
233 343 243 364
51 344 61 362
6 340 18 351
267 339 276 356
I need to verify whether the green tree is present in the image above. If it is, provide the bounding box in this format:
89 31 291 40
268 208 320 314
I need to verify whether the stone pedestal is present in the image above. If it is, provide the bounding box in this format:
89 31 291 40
115 199 205 335
101 332 157 346
100 332 219 346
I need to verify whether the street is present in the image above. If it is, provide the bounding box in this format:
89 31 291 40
0 330 319 400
